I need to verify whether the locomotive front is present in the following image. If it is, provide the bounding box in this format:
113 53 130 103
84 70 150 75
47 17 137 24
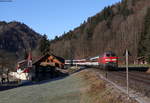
101 51 118 70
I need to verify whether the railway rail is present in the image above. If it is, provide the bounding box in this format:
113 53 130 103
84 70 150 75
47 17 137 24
110 71 150 85
90 68 150 97
92 68 150 85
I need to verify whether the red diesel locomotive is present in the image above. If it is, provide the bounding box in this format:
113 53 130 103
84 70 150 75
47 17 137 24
97 51 118 69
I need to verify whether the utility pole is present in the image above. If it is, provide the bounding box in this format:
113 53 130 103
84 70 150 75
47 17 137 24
126 49 129 99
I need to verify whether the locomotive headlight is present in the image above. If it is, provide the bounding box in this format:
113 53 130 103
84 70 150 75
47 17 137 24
105 59 111 61
112 59 117 61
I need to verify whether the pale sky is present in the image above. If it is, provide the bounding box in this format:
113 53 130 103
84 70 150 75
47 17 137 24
0 0 122 39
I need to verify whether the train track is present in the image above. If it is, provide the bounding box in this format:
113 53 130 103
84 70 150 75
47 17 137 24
110 71 150 85
90 68 150 97
91 68 150 85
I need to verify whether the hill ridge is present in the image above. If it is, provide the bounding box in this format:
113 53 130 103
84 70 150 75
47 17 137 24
49 0 150 63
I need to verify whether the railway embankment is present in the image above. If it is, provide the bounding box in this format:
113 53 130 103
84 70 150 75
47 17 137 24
77 69 137 103
91 67 150 103
0 67 138 103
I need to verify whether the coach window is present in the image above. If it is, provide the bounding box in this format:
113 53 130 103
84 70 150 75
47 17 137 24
111 53 116 57
106 53 110 57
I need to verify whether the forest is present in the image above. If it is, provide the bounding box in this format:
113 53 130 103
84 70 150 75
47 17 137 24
49 0 150 63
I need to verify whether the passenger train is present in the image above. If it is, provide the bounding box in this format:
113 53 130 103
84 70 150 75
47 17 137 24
65 51 118 70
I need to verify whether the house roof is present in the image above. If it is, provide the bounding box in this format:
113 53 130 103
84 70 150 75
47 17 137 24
136 56 148 60
18 60 27 64
33 53 64 65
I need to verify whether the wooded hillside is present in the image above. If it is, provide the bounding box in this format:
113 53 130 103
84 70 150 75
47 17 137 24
0 21 41 70
50 0 150 63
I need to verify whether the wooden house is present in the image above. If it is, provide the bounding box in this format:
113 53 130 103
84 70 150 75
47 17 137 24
134 56 148 64
32 53 65 81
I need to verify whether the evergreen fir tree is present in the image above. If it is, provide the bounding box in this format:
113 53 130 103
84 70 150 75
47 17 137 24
138 8 150 62
39 34 50 55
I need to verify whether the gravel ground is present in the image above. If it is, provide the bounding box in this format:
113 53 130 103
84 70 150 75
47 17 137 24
106 71 150 97
91 68 150 102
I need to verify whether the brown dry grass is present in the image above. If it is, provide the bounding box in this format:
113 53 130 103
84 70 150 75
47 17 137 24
67 66 80 74
77 70 137 103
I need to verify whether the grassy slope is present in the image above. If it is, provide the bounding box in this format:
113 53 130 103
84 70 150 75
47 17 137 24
0 75 82 103
0 69 137 103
